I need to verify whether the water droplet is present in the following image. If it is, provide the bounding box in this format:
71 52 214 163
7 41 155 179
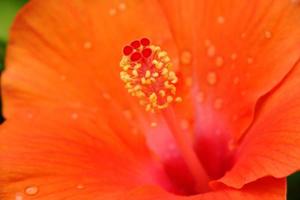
180 119 189 130
233 77 240 85
71 112 78 120
241 33 246 39
180 50 192 64
76 184 84 189
264 31 272 39
247 57 254 64
150 122 157 127
231 53 237 60
185 77 193 87
16 193 23 200
204 39 211 47
27 113 33 119
60 75 66 81
102 93 111 100
83 41 92 49
215 56 224 67
207 46 216 57
25 186 38 196
207 72 217 85
118 2 127 11
214 98 223 110
123 110 132 120
109 8 117 16
196 92 204 103
291 0 300 4
217 16 225 24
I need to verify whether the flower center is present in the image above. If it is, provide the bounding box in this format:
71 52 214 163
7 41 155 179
120 38 182 112
120 38 210 194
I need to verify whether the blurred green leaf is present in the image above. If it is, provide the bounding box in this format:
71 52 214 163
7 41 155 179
288 171 300 200
0 0 27 41
0 41 5 71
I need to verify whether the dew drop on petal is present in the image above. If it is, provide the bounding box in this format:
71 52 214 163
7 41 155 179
247 57 254 64
27 113 33 119
180 50 192 64
60 75 66 81
150 122 157 127
207 72 217 85
264 31 272 39
196 92 204 103
230 53 237 60
291 0 300 4
109 8 117 16
233 77 240 85
16 193 23 200
217 16 225 24
102 93 111 100
25 186 39 196
214 98 223 110
180 119 189 130
123 110 132 120
215 56 224 67
71 112 79 120
76 184 84 190
207 46 216 57
118 2 127 11
83 41 92 49
185 77 193 87
204 39 211 47
241 33 246 39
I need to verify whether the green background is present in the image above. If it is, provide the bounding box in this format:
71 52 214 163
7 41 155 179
0 1 299 198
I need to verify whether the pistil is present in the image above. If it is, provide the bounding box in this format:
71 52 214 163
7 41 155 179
119 38 210 192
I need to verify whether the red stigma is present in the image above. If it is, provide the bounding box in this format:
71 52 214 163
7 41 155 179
141 38 150 46
130 52 141 61
123 45 133 56
142 48 152 58
131 40 141 49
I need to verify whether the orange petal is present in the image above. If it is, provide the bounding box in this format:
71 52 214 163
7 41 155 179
160 0 300 141
0 109 177 199
0 111 286 199
218 62 300 188
159 0 300 179
124 177 286 200
3 0 176 119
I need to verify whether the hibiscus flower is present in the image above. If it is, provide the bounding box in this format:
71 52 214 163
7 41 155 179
1 0 300 199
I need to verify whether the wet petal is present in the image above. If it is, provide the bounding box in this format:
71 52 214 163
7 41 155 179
3 0 176 118
218 62 300 188
159 0 300 179
0 109 174 199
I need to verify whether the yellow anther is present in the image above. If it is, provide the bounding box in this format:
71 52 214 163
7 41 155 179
134 63 141 69
167 96 173 103
145 70 151 78
120 42 182 112
175 97 183 103
152 72 159 78
159 90 166 97
158 51 167 58
162 68 169 76
132 69 138 77
149 93 158 104
163 56 171 63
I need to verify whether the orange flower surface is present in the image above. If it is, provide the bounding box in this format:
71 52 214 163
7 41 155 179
1 0 300 199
